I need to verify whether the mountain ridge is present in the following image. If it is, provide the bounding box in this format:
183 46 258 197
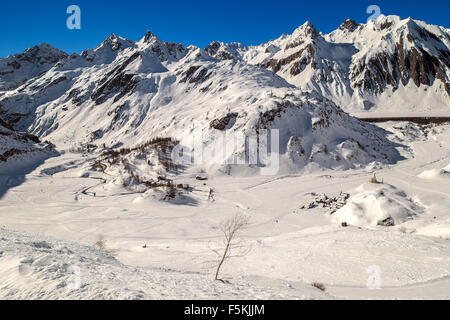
2 15 448 115
207 15 449 113
0 14 446 174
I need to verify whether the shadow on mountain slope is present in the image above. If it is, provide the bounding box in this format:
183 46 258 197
0 155 54 199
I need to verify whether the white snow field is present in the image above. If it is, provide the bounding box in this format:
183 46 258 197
0 121 449 300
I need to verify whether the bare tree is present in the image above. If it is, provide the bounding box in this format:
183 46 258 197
94 235 107 251
210 212 251 282
93 235 118 256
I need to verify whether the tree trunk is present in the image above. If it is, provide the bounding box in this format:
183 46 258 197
215 241 231 281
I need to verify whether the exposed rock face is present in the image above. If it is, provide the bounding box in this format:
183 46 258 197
0 44 68 90
104 34 125 51
203 15 449 113
179 65 213 85
91 52 141 105
0 118 14 131
210 113 238 130
339 19 359 32
0 119 57 166
204 41 248 61
350 20 450 97
398 41 450 96
14 44 68 66
92 73 138 105
140 31 188 63
165 42 187 60
143 30 156 43
204 41 223 58
256 101 299 129
297 21 320 38
262 43 316 75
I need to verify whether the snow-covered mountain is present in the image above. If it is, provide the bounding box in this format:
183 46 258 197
0 28 405 174
207 15 450 114
11 16 450 174
0 44 68 91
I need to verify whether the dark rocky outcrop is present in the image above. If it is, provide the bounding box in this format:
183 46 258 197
262 43 316 75
91 73 137 105
179 66 212 84
91 52 141 104
15 44 68 65
256 101 300 129
351 34 449 97
210 113 238 130
339 19 359 32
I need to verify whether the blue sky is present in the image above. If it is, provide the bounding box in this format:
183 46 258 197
0 0 449 58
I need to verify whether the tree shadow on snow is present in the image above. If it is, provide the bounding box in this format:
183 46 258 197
168 194 199 207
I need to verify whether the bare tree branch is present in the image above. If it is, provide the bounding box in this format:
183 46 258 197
213 212 251 282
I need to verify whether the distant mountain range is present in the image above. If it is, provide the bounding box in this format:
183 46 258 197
0 15 447 172
206 15 450 114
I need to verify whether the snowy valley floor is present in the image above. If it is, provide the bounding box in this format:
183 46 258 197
0 122 449 300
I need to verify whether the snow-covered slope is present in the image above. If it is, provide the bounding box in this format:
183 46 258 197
0 227 329 300
207 15 450 114
0 117 57 173
0 31 402 174
0 44 68 91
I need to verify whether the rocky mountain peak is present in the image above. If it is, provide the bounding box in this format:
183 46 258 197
103 33 134 51
293 21 319 38
143 30 157 43
0 15 448 134
15 44 68 65
204 41 247 61
107 33 118 40
204 41 221 55
0 43 68 90
339 19 358 32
